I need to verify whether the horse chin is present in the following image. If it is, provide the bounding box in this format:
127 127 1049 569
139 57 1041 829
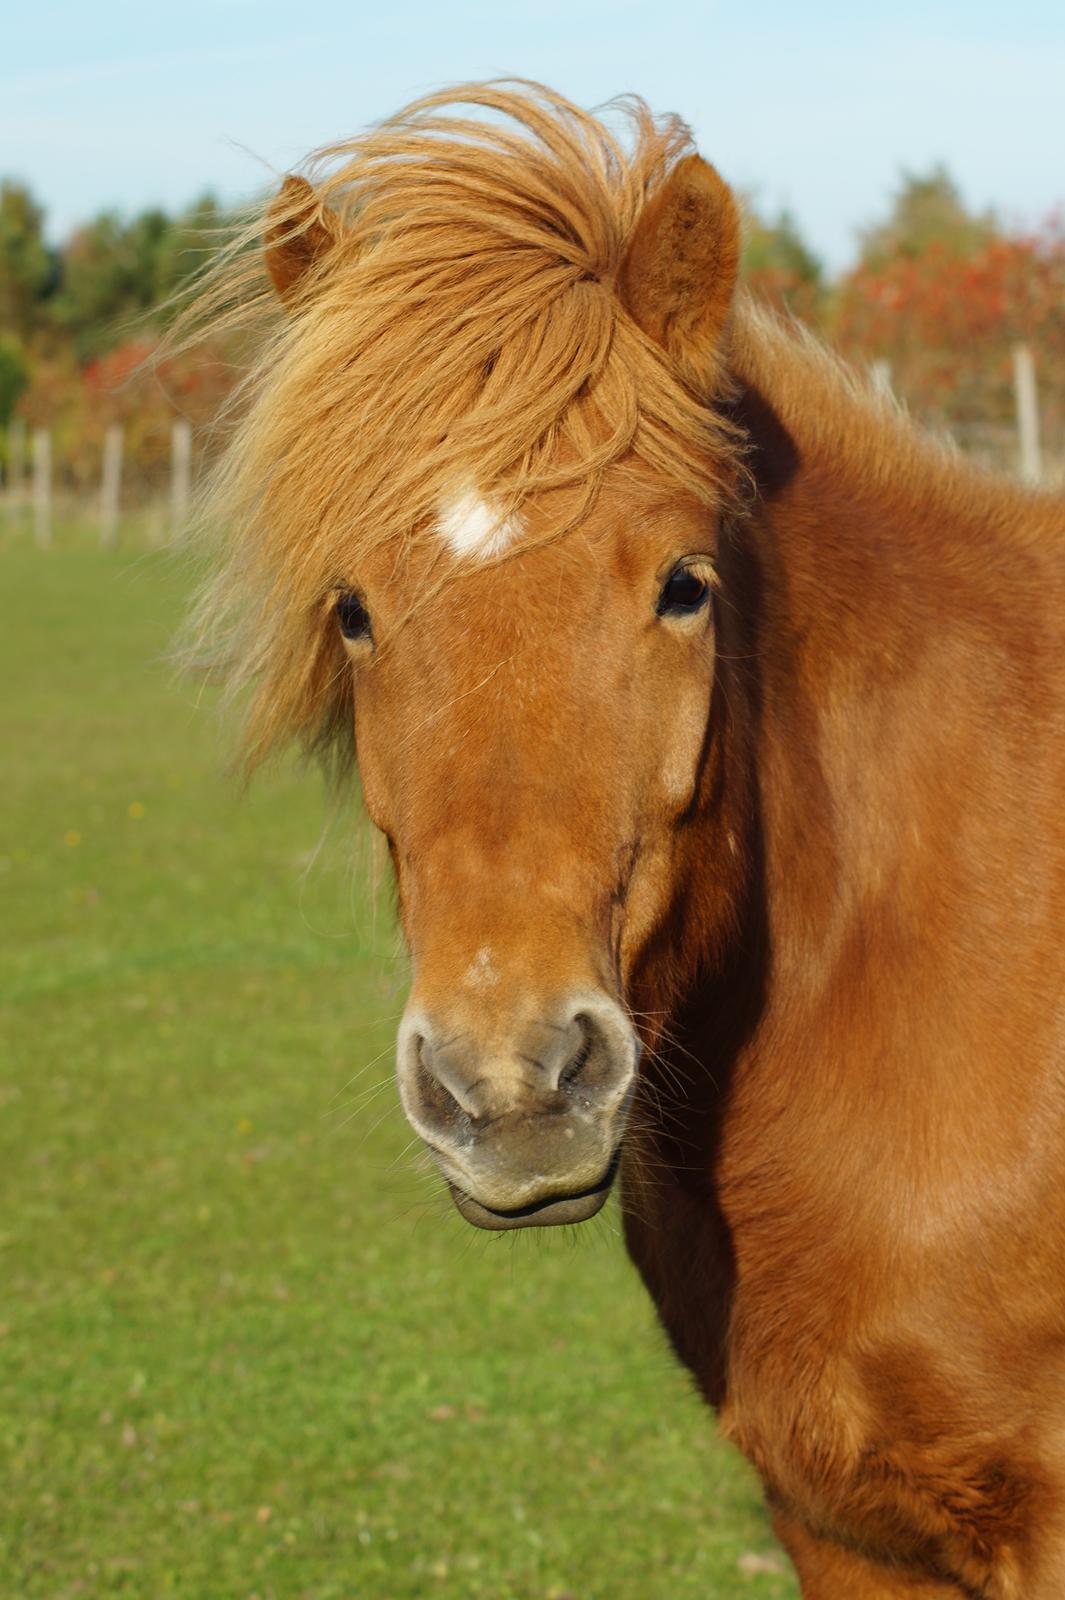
446 1152 620 1231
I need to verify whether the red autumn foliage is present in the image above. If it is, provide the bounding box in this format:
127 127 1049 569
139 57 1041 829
830 218 1065 452
21 332 244 496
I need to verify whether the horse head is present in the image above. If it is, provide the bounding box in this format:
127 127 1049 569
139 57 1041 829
210 87 749 1228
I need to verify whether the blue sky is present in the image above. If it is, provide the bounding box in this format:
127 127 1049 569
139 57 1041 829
5 0 1064 271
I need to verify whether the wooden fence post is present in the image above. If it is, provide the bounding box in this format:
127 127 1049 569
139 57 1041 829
169 418 192 543
100 423 123 549
32 428 51 549
1012 343 1042 485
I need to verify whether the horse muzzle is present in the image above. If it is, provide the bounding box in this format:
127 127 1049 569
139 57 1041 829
396 992 638 1230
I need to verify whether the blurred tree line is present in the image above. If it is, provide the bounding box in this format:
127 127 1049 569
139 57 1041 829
1 164 1063 499
0 183 239 498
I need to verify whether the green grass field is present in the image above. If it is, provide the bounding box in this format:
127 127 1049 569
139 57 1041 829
1 532 797 1599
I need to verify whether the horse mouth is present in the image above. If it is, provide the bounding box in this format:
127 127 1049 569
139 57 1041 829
448 1150 621 1231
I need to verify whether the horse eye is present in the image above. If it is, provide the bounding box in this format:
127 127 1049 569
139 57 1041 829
335 590 372 642
656 566 710 618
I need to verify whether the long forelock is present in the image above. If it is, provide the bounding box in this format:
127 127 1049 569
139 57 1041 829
181 81 744 773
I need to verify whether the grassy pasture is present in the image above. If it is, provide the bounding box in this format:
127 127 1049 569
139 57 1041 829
0 531 797 1599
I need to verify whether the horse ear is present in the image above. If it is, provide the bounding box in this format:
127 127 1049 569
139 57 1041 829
618 154 740 390
264 175 344 307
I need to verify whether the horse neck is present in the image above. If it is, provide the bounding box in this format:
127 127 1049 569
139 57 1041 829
712 302 1065 1011
625 308 1065 1215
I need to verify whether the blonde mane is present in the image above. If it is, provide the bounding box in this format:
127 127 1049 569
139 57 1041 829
182 80 744 772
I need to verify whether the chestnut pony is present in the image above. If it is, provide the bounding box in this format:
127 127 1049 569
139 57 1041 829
190 83 1065 1597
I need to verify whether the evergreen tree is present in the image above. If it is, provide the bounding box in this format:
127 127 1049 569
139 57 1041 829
858 165 997 267
0 182 54 340
741 200 824 321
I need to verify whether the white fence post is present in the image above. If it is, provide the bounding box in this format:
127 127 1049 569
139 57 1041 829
32 428 51 549
100 423 123 549
169 418 192 543
1012 343 1043 485
871 358 893 396
7 417 26 504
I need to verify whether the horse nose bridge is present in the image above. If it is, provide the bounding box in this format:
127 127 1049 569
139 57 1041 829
410 829 607 953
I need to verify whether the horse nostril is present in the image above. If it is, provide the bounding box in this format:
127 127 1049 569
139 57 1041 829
416 1035 467 1127
554 1010 629 1105
557 1034 593 1095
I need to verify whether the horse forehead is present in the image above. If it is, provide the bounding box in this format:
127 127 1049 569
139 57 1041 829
430 476 667 565
374 530 632 717
365 478 693 638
